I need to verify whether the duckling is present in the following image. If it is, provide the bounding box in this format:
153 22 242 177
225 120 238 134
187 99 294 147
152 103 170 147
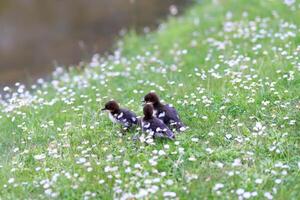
102 100 138 131
141 104 175 140
144 92 186 132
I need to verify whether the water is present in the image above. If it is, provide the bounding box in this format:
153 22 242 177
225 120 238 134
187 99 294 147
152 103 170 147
0 0 190 87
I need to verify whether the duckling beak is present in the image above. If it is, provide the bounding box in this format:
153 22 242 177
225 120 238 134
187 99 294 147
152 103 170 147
101 108 106 111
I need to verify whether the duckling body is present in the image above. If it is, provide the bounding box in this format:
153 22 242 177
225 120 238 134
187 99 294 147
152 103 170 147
108 109 138 128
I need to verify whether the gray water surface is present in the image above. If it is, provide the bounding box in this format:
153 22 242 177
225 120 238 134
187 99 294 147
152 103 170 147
0 0 190 87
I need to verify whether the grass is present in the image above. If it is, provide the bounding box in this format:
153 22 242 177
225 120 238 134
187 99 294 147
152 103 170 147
0 0 300 199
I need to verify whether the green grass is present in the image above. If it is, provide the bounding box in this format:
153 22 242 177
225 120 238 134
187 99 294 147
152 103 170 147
0 0 300 199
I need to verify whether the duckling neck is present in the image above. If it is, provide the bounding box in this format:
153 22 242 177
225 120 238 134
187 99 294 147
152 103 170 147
153 101 163 109
144 115 153 120
111 109 121 115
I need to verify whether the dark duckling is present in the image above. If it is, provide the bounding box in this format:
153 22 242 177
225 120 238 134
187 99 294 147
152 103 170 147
141 104 175 140
102 100 138 131
144 92 186 132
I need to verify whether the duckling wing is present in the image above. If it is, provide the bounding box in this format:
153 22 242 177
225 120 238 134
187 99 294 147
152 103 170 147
164 105 186 131
120 109 138 126
164 104 181 122
152 118 175 140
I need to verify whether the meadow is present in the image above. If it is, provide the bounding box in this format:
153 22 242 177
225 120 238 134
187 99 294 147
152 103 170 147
0 0 299 199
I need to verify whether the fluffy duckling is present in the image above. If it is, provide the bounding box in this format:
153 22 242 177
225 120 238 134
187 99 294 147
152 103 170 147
102 100 138 131
141 104 175 140
144 92 186 132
